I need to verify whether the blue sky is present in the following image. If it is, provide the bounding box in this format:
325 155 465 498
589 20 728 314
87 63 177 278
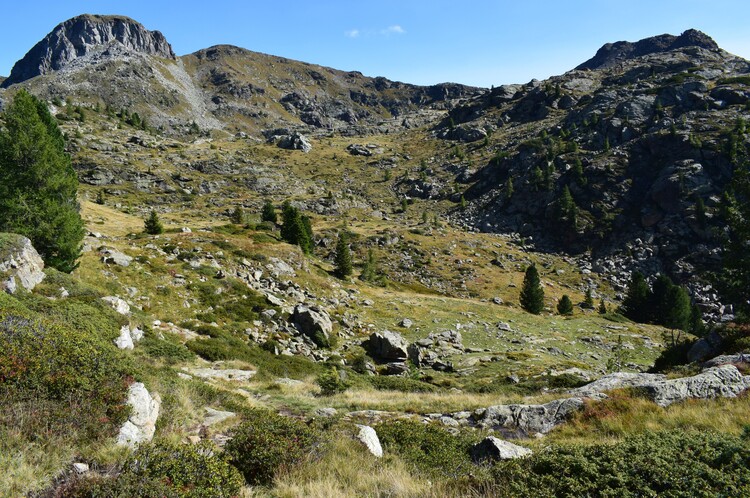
1 1 749 87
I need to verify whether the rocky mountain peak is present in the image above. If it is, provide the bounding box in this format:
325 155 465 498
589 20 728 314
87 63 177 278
2 14 175 87
576 29 719 70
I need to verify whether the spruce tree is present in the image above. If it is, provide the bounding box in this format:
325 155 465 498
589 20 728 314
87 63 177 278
661 283 692 332
231 206 245 225
557 295 574 315
334 232 352 279
261 200 277 224
360 248 378 282
583 288 594 309
280 201 313 254
598 299 608 314
621 271 650 322
723 156 750 318
0 90 85 272
144 210 164 235
520 264 545 314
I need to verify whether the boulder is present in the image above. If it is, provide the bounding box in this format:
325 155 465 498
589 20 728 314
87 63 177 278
184 367 256 381
365 330 408 361
355 424 383 457
203 407 236 426
569 371 666 396
117 382 160 447
100 248 133 267
470 436 532 462
346 143 372 156
0 234 45 294
115 325 135 350
292 305 333 348
687 330 724 363
472 397 589 435
277 133 312 153
383 362 409 375
102 296 131 315
703 353 750 368
642 365 750 407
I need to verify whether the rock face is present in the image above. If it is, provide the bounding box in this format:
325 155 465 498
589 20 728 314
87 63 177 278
0 234 45 294
3 14 175 87
472 397 589 436
365 330 408 361
470 436 532 462
576 29 719 70
569 372 667 397
292 305 333 347
117 382 161 447
643 365 750 407
355 424 383 458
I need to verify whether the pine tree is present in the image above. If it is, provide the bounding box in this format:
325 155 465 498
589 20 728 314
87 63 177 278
723 156 750 318
231 206 245 225
0 89 84 272
360 248 378 282
598 299 608 314
557 295 574 315
583 288 594 309
520 264 545 314
280 201 313 254
621 271 650 322
661 283 692 332
144 210 164 235
261 200 277 224
334 232 352 279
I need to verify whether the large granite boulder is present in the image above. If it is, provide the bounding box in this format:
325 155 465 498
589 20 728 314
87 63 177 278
355 424 383 458
292 305 332 347
470 436 532 462
117 382 161 447
642 365 750 407
472 397 590 436
365 330 408 361
0 234 45 294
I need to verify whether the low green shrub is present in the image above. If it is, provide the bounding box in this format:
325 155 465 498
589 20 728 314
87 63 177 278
225 410 319 485
492 430 750 497
375 420 479 479
316 367 349 396
54 473 178 498
141 333 195 363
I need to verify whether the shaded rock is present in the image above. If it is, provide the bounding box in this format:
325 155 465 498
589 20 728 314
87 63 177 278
687 330 724 363
277 132 312 153
365 330 408 361
355 424 383 457
346 143 372 156
470 436 532 462
292 305 332 348
0 234 45 294
383 362 409 375
117 382 160 447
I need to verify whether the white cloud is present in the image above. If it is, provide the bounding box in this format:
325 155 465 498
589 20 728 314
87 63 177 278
382 25 406 35
344 25 406 38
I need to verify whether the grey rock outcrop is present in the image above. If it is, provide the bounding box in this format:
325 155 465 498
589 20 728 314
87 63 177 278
117 382 160 447
472 397 590 435
355 424 383 458
292 305 332 347
0 234 45 294
569 371 667 397
276 132 312 153
642 365 750 407
687 330 724 363
3 14 175 87
365 330 408 361
100 248 133 267
702 353 750 368
102 296 131 315
470 436 532 462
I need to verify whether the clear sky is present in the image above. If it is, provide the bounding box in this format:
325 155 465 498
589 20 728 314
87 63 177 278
1 1 749 88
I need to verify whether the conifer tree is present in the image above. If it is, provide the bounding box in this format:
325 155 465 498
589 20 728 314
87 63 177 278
144 210 164 235
520 264 545 314
360 248 378 282
557 295 574 315
0 90 84 272
598 298 608 314
334 232 352 279
231 206 245 224
583 288 594 309
261 200 277 224
280 201 313 254
621 271 650 322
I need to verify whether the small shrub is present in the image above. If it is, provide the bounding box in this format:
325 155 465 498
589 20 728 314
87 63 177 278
376 420 478 479
369 375 438 393
316 367 349 396
225 410 319 485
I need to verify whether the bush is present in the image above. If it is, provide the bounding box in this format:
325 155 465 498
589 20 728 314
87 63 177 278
316 367 349 396
492 430 750 497
55 473 178 498
225 410 319 485
375 420 478 479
